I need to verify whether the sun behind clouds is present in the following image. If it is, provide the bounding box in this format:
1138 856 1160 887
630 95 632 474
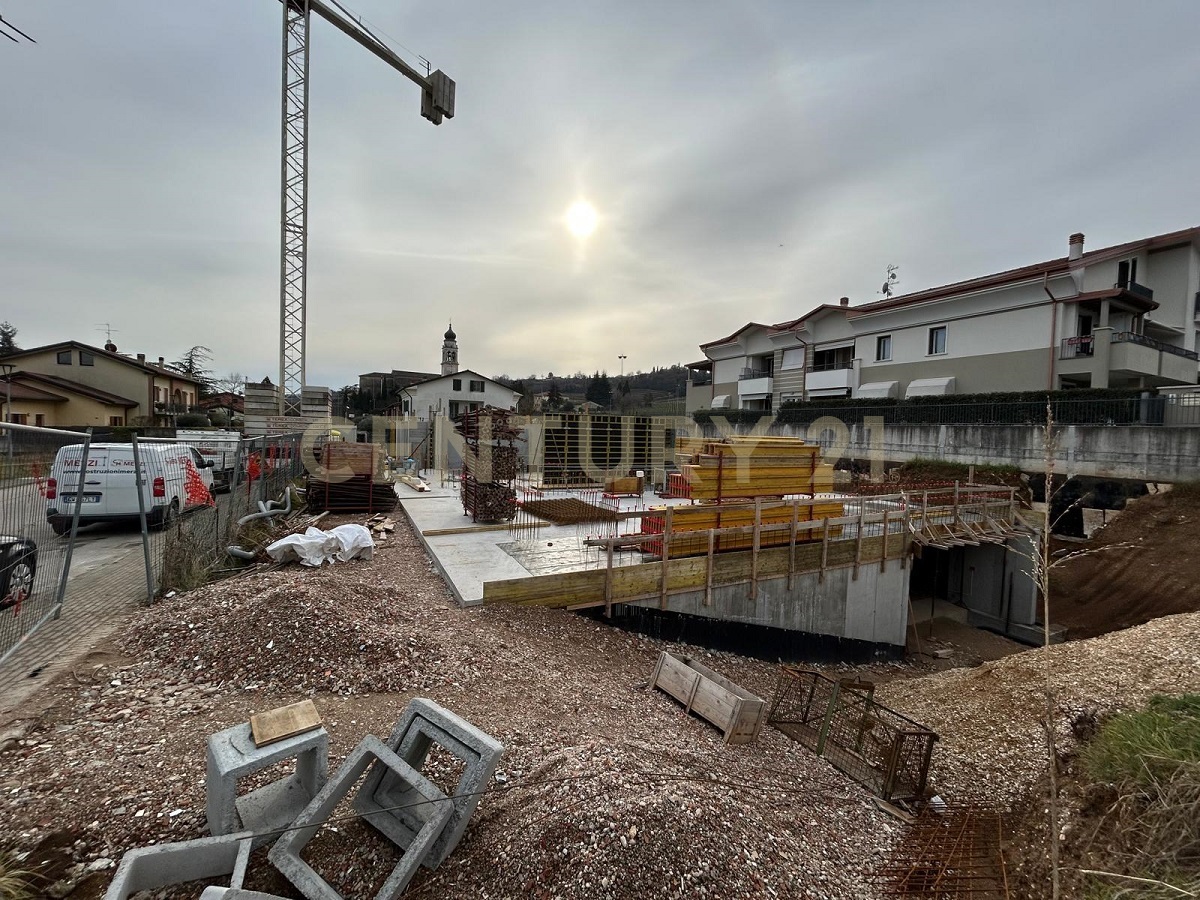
565 199 598 238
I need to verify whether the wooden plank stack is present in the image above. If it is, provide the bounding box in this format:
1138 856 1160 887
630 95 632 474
641 500 843 557
675 436 834 501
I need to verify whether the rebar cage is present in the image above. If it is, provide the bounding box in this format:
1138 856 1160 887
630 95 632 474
768 666 937 802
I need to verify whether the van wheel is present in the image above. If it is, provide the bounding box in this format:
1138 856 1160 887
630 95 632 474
51 521 71 536
158 501 179 531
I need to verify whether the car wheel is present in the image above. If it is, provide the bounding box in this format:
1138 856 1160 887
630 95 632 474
0 558 36 611
50 521 71 536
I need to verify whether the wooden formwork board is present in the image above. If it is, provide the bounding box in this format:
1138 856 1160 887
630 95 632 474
481 534 907 609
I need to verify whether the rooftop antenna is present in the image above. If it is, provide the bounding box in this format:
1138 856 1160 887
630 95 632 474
879 264 899 297
0 13 36 44
96 323 120 341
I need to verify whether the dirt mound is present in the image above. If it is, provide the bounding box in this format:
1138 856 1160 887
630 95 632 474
121 567 449 696
877 610 1200 803
1050 487 1200 640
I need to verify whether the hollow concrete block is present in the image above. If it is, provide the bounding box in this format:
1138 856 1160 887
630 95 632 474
353 697 504 868
105 831 253 900
268 735 452 900
206 721 328 847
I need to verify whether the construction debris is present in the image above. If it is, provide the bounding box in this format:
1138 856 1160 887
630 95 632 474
265 524 375 567
111 698 502 899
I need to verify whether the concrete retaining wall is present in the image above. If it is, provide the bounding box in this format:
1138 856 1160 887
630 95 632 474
629 558 910 648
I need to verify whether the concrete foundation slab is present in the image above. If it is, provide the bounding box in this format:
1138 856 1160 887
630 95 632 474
354 698 504 868
269 735 452 900
206 721 328 847
105 831 252 900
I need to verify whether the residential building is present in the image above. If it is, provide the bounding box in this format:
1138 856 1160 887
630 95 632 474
687 226 1200 410
1 340 208 425
374 325 521 420
2 371 139 427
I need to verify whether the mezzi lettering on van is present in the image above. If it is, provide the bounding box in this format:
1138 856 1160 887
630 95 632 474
46 443 215 536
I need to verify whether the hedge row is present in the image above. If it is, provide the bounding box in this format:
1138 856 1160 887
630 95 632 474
693 387 1159 428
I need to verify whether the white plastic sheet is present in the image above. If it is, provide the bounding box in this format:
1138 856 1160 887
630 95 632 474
265 524 376 567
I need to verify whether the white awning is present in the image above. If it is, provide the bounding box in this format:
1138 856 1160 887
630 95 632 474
806 387 851 398
815 340 856 352
856 381 898 399
904 376 956 398
709 395 730 409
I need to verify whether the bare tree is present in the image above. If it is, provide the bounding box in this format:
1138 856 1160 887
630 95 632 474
211 372 248 395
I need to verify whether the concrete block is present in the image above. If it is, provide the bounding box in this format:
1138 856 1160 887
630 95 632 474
105 831 253 900
269 735 452 900
206 721 328 848
354 697 504 868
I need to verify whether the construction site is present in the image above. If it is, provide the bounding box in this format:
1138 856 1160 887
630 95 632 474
0 408 1194 898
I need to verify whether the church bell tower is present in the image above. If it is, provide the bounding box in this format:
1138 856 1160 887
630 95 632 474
441 323 459 376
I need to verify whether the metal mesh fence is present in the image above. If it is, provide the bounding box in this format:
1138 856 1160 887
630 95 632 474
0 423 90 665
135 433 307 598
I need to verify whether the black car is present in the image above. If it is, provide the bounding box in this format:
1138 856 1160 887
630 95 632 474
0 535 37 613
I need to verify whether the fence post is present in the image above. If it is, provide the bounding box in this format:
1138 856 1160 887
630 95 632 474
53 428 93 620
131 434 156 603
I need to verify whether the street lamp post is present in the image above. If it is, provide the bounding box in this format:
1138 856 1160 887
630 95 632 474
618 355 626 377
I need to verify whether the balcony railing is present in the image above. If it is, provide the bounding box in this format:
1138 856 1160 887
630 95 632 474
1116 280 1154 301
1112 331 1199 361
806 359 854 373
739 368 772 380
154 403 205 415
1061 336 1094 359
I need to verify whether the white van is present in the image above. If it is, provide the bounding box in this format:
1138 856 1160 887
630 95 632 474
46 443 215 535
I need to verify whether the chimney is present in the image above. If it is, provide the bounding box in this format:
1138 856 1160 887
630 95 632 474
136 353 145 364
839 296 850 307
1068 232 1085 261
158 356 165 366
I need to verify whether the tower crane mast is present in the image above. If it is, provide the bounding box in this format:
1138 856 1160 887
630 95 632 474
276 0 455 416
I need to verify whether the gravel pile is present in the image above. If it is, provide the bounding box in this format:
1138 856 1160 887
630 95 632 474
120 572 450 696
876 610 1200 802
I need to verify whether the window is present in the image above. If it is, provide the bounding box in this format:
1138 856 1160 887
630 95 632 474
109 416 124 426
154 387 162 402
79 351 94 366
56 350 72 365
928 326 947 355
452 378 462 391
469 379 484 392
875 335 892 361
10 414 27 425
1117 258 1138 288
35 414 45 426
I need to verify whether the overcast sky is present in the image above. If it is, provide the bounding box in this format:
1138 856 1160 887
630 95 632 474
3 1 1199 389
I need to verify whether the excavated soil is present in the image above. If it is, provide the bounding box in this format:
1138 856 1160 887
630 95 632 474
1050 487 1200 639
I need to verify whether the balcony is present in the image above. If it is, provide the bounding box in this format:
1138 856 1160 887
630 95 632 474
1060 336 1094 359
804 367 855 394
1116 280 1154 302
737 375 772 399
1112 331 1198 361
1109 332 1199 385
739 367 771 380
